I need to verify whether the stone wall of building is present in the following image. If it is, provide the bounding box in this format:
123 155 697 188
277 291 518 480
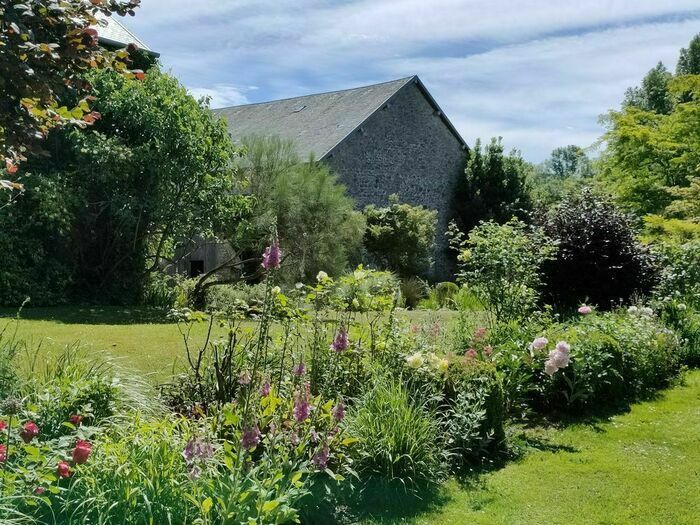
323 80 467 280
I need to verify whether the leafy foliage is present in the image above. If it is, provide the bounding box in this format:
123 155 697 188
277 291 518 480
451 219 555 323
235 136 365 283
0 0 142 189
540 189 657 309
0 68 246 304
348 380 444 490
623 62 674 114
452 137 532 232
542 145 593 179
363 194 437 278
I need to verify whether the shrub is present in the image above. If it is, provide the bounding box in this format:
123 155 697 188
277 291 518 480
540 189 657 309
237 135 366 283
655 240 700 308
528 310 681 411
363 195 437 277
399 277 429 310
450 219 555 323
435 282 459 308
443 360 505 463
348 380 445 490
658 299 700 366
205 282 268 313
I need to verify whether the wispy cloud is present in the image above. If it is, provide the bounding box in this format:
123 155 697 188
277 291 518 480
126 1 700 160
188 84 251 108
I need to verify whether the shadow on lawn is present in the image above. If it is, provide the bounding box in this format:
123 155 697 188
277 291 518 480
0 306 173 325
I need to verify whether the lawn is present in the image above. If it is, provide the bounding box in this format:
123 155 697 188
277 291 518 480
0 306 456 380
366 371 700 525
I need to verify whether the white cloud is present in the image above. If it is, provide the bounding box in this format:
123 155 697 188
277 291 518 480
188 84 249 108
125 1 700 160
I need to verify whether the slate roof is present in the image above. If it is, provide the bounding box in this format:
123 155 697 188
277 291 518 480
213 76 452 160
94 13 157 55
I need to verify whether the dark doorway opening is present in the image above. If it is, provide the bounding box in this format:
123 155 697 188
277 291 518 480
189 260 205 278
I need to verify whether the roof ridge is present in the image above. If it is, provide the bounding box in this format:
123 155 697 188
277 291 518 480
214 76 416 112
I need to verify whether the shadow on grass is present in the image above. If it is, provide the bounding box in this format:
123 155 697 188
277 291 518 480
0 306 173 325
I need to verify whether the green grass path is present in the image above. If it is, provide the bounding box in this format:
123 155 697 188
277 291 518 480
381 371 700 525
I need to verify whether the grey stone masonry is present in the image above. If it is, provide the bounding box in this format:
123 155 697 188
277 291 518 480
323 79 466 279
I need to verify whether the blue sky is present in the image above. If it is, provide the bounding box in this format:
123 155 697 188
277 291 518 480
124 1 700 161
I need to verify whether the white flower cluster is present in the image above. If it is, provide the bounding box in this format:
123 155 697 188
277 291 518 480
627 306 654 317
405 352 449 373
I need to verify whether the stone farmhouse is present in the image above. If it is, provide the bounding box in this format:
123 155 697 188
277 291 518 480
98 19 468 280
214 77 468 279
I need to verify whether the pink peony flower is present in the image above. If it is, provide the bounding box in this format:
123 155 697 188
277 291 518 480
555 341 570 354
0 420 6 432
530 337 548 351
261 242 282 270
578 305 592 315
0 444 6 462
72 440 92 465
544 360 558 376
473 327 488 340
549 349 570 369
20 422 39 444
465 348 478 359
57 461 71 479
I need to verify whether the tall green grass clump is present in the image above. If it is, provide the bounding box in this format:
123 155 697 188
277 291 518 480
348 380 444 490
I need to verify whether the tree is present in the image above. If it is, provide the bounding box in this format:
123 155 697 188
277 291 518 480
0 0 142 190
453 137 531 233
0 68 246 304
623 62 674 114
234 135 365 283
599 75 700 216
363 195 437 277
677 34 700 75
543 145 592 178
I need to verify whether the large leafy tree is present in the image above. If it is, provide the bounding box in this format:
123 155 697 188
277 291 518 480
453 137 532 232
623 62 674 115
200 135 365 287
1 0 142 190
543 145 593 178
0 68 246 304
599 75 700 217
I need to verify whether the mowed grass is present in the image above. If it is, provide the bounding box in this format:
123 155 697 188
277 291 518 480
0 306 456 380
366 371 700 525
